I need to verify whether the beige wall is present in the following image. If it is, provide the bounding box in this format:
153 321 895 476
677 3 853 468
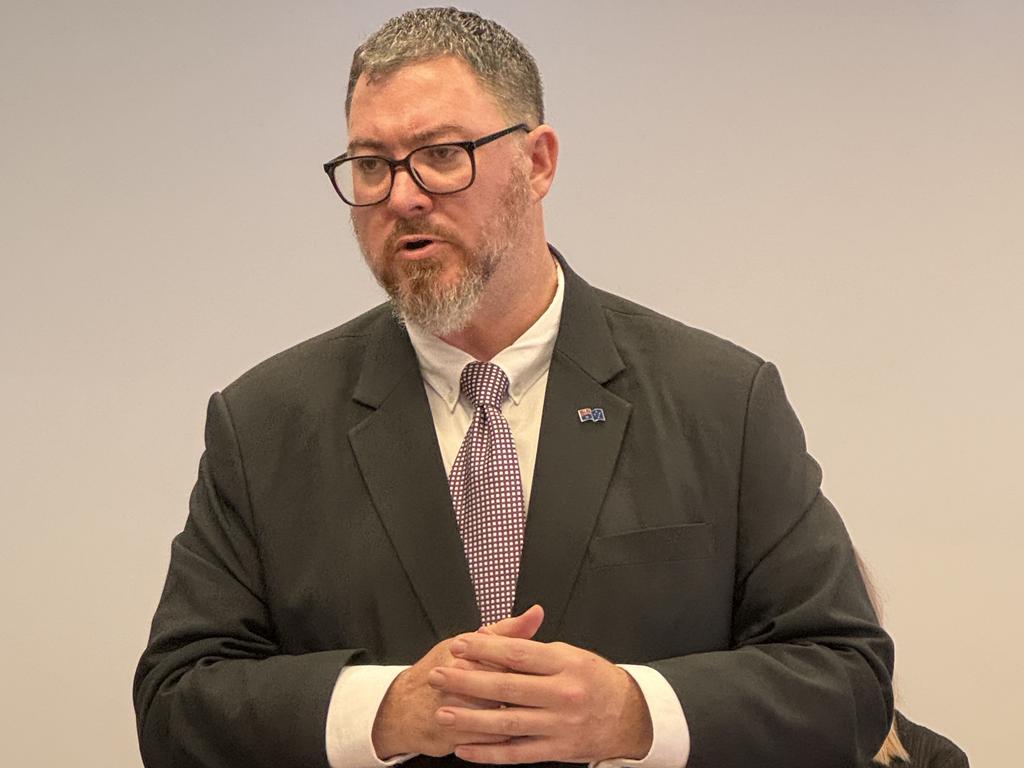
2 1 1020 765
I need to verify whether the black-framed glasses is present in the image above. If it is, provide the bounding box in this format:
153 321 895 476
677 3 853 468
323 123 529 207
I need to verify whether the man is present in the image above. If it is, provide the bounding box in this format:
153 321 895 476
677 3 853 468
134 8 893 768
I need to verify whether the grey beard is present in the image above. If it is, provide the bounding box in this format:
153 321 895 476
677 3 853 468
387 254 492 336
355 164 531 337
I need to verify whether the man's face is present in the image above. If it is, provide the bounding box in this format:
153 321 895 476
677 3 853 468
346 56 532 335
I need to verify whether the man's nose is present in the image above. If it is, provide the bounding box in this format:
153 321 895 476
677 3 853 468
386 167 433 217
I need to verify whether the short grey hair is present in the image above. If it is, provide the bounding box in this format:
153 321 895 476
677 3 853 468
346 7 544 126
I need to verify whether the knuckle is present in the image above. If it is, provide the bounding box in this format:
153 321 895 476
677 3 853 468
506 644 529 666
567 648 593 670
498 678 518 701
562 684 587 706
567 710 587 728
503 713 522 734
507 739 531 762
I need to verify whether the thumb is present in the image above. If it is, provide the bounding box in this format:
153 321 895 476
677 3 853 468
479 604 544 639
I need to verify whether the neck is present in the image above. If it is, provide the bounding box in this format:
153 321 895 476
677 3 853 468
441 238 557 361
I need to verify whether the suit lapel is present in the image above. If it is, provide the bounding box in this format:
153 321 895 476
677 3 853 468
348 314 479 640
345 256 631 643
514 258 632 641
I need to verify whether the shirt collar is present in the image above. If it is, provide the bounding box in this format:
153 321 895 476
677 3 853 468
406 259 565 412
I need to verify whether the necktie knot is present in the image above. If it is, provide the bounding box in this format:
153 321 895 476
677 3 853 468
460 362 509 410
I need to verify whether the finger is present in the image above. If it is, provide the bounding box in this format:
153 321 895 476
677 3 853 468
451 657 503 673
480 604 544 639
455 736 559 765
439 691 503 710
448 731 512 746
429 667 565 708
450 634 564 675
436 705 555 738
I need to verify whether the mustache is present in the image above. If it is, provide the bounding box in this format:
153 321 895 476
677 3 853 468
384 219 462 254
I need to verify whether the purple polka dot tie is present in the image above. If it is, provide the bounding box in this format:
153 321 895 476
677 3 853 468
449 362 526 626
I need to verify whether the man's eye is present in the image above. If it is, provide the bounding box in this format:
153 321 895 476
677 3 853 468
354 157 384 173
425 146 459 162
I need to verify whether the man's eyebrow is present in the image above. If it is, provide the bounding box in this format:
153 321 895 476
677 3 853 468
347 123 471 155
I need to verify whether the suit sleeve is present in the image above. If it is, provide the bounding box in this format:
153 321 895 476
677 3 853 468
649 362 895 768
133 392 364 768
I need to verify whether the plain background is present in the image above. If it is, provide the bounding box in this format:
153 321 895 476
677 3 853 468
2 1 1020 765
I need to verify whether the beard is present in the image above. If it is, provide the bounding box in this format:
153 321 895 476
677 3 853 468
353 166 532 337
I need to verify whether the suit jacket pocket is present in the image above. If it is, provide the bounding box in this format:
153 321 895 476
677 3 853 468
587 522 714 568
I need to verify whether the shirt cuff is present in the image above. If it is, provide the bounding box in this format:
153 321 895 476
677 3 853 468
325 664 415 768
591 664 691 768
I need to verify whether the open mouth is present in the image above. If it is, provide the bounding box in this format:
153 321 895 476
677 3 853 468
403 239 433 251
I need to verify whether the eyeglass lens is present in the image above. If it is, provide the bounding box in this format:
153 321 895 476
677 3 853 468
335 144 474 205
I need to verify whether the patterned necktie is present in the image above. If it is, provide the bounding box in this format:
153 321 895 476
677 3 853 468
448 362 527 626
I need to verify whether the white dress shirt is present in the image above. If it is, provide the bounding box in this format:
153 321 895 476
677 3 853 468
325 261 690 768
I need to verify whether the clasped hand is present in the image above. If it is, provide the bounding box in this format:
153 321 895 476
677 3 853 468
372 605 653 764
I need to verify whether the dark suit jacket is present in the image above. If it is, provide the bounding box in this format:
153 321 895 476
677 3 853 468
134 256 894 768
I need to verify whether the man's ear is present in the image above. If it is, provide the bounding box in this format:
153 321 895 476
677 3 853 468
526 125 559 201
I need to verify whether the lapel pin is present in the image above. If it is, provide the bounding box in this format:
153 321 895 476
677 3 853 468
577 407 606 423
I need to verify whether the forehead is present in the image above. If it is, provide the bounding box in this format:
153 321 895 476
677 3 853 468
347 56 506 149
